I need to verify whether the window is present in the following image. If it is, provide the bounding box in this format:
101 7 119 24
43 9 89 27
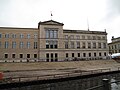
34 54 37 58
50 41 54 48
64 35 68 39
12 41 16 49
5 34 9 38
93 42 96 48
20 34 24 38
12 54 15 58
83 53 86 57
71 41 74 48
76 42 80 48
5 54 8 58
34 34 37 39
12 34 16 38
99 53 101 56
20 42 24 49
66 53 68 57
87 36 90 39
55 53 58 61
70 35 74 39
103 43 106 48
27 34 30 39
20 54 23 58
46 41 49 48
46 29 58 39
0 33 2 38
82 35 85 39
46 40 58 49
65 41 68 49
82 42 86 48
94 53 96 57
51 53 53 62
5 41 9 49
78 53 80 57
89 53 91 57
27 42 30 49
76 35 80 39
54 41 58 48
98 43 101 48
27 54 30 58
46 53 49 62
34 42 37 49
93 36 96 40
72 53 74 57
97 36 101 40
104 52 106 56
88 42 91 48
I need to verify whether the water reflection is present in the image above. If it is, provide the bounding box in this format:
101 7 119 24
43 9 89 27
1 73 120 90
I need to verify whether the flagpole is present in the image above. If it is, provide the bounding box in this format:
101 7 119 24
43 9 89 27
50 11 53 20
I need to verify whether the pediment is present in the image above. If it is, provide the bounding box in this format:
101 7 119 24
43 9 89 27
38 20 64 26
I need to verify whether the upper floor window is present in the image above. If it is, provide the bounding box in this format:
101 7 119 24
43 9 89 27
46 40 58 49
97 36 101 40
45 29 58 39
93 36 96 40
5 41 9 48
103 43 106 49
70 35 74 39
34 34 38 39
82 42 86 48
27 34 30 39
12 41 16 49
82 35 85 39
71 41 74 48
27 42 30 49
88 42 91 48
20 34 24 38
5 34 9 38
65 41 69 49
98 42 101 48
20 42 24 49
64 35 68 39
34 42 37 49
12 34 16 38
76 35 80 39
76 42 80 48
93 42 96 48
0 33 2 38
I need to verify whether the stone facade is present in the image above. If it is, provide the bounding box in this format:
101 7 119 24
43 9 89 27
108 36 120 54
0 20 109 62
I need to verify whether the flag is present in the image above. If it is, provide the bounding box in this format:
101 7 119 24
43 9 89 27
51 13 53 16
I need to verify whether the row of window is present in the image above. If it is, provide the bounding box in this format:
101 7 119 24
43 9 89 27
109 44 120 50
0 33 37 39
65 52 107 58
65 41 107 49
46 53 58 62
64 35 106 40
0 41 37 49
45 29 58 39
4 54 37 58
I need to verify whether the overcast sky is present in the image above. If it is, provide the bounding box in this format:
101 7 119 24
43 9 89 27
0 0 120 42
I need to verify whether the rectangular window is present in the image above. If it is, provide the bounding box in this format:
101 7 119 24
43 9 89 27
93 42 96 48
78 53 80 57
46 30 50 38
94 53 96 57
51 53 53 62
54 30 58 38
50 41 54 48
5 34 9 38
34 34 37 39
98 43 101 48
50 30 54 38
70 35 74 39
20 42 24 49
34 42 37 49
55 53 58 61
82 35 85 39
12 34 16 38
93 36 96 40
64 35 68 39
5 54 8 58
12 41 16 49
99 53 101 56
12 54 15 58
71 41 74 48
27 54 30 58
72 53 74 57
46 29 58 39
27 42 30 49
82 42 86 48
54 41 58 48
46 53 49 62
34 54 37 58
104 52 106 56
20 34 24 38
5 41 9 49
88 42 91 48
89 53 91 57
65 42 68 49
27 34 30 39
46 41 49 48
77 42 80 48
20 54 23 58
103 43 106 48
66 53 68 57
83 53 86 57
76 35 80 39
0 33 2 38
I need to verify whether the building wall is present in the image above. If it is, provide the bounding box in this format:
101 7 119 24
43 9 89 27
0 20 109 62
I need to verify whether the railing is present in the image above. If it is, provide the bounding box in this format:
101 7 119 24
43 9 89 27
0 68 117 84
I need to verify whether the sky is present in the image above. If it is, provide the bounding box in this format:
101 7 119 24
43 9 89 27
0 0 120 43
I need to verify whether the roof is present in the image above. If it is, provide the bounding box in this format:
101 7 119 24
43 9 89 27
38 20 64 26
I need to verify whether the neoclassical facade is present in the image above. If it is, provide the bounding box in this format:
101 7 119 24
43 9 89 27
0 20 109 62
108 36 120 54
